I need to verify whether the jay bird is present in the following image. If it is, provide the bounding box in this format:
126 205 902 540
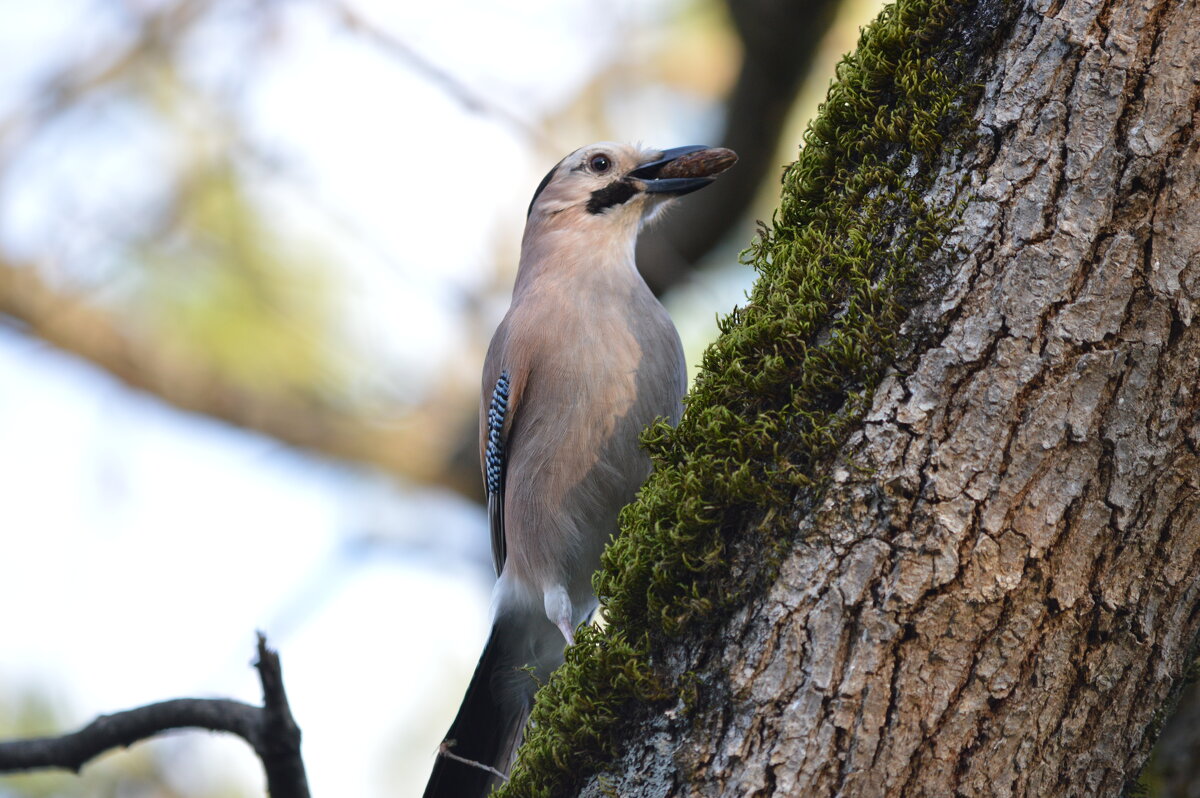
423 142 736 798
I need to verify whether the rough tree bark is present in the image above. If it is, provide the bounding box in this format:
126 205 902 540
567 0 1200 794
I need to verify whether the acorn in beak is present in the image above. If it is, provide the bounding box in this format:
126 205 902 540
629 146 739 196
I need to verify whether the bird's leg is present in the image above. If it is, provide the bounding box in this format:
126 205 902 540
543 585 576 646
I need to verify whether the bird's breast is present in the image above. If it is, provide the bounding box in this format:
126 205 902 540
498 280 683 591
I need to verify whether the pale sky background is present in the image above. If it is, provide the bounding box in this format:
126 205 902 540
0 0 879 795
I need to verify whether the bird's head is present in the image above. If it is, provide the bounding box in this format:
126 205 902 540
525 142 737 236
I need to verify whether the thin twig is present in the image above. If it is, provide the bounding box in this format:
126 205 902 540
436 740 511 783
250 632 310 798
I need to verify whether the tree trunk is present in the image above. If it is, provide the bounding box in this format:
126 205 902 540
519 0 1200 794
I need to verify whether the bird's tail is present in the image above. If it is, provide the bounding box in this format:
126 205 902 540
423 611 563 798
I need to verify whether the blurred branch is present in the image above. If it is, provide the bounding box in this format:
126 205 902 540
0 257 484 501
327 0 555 153
0 634 310 798
0 0 213 161
637 0 843 293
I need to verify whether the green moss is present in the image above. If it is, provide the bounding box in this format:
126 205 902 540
498 0 991 794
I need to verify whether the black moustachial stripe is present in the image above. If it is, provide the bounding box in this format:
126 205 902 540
485 371 510 496
586 179 637 215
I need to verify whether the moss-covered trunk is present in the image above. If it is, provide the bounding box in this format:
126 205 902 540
500 0 1200 794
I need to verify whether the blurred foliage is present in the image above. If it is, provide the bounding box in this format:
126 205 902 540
4 0 348 398
133 163 337 396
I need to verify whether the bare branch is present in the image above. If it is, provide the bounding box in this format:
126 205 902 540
0 634 311 798
0 699 262 773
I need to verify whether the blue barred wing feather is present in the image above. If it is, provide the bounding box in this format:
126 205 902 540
485 370 511 575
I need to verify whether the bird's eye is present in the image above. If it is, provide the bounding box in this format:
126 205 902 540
588 154 612 173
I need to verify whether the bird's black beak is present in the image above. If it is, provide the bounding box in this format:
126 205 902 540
630 145 738 196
